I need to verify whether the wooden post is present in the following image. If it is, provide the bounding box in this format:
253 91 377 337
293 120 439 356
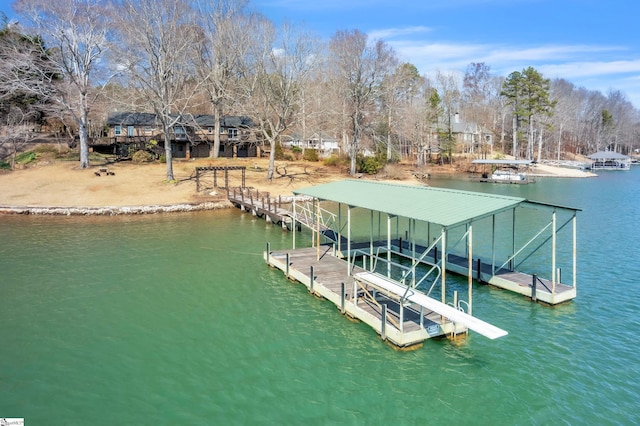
381 304 387 340
531 273 537 301
266 242 270 263
196 168 200 192
341 282 346 314
476 258 482 282
286 253 290 278
310 265 314 292
214 169 218 188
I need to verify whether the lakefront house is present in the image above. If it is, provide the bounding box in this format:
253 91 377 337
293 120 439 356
94 112 260 159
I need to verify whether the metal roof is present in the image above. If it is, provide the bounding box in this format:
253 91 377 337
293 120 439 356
293 180 526 228
588 151 629 160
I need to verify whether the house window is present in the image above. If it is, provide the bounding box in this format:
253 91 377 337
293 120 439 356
127 126 134 137
228 128 238 140
207 127 213 134
174 126 187 140
114 125 122 136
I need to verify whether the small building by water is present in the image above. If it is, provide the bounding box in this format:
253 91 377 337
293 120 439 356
588 151 631 170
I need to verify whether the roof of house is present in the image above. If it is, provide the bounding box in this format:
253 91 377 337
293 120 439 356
292 180 527 228
106 112 254 128
106 112 157 126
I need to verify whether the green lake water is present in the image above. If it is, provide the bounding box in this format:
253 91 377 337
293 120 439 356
1 167 639 425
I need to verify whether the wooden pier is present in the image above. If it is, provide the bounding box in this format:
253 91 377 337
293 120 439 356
265 244 507 348
228 187 292 229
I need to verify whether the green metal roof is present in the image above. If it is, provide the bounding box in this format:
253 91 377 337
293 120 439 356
293 180 526 228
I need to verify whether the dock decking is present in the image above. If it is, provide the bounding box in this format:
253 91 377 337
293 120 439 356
265 245 471 348
228 187 291 228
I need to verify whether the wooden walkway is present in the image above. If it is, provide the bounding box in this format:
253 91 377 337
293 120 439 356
228 188 292 228
265 245 468 348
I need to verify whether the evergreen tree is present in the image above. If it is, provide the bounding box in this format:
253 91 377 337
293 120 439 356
501 67 555 159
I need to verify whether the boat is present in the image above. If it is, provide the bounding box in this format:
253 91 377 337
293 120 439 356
490 169 528 182
471 159 533 184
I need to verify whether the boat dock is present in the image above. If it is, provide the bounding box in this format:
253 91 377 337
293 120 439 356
227 181 578 306
259 180 579 349
265 244 507 348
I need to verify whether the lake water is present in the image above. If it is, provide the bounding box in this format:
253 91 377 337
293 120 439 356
1 167 639 425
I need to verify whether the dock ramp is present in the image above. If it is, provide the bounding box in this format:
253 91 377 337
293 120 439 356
354 272 508 340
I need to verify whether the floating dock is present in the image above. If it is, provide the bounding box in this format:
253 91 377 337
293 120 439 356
245 179 579 347
265 245 507 348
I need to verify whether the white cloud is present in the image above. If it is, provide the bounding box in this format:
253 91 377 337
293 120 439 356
367 26 432 41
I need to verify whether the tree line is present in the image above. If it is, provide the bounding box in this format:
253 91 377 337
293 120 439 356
1 0 638 180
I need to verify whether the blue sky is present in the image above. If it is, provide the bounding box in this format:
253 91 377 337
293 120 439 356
2 0 639 108
251 0 640 108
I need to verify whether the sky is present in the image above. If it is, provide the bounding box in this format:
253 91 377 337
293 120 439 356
2 0 639 108
250 0 640 108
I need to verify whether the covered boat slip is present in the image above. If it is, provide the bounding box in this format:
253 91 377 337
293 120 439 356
471 159 534 184
265 180 578 347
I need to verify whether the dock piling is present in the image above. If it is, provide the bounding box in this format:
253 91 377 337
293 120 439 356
531 273 538 301
266 242 270 263
310 265 314 292
286 253 290 277
381 304 387 340
341 282 345 314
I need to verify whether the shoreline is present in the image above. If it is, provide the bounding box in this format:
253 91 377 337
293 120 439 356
0 158 597 216
0 201 232 216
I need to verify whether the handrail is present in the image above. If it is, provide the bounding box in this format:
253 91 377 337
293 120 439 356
292 201 337 235
372 245 442 295
351 246 442 302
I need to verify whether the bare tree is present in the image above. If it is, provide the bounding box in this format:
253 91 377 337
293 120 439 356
15 0 111 168
238 20 319 180
380 62 423 161
112 0 202 181
329 30 397 175
435 70 461 163
193 0 251 158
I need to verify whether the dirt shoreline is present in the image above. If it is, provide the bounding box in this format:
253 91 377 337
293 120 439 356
0 157 595 215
